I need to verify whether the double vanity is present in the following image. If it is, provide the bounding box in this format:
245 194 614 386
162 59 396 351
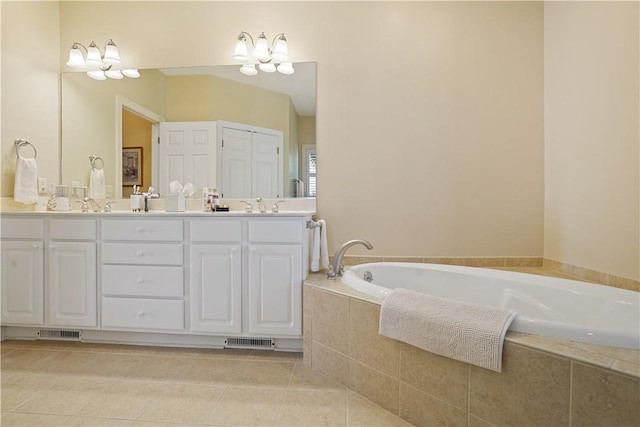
0 210 313 351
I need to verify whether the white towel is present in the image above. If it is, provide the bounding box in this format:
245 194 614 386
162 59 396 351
310 225 321 272
89 168 106 199
14 156 39 204
379 288 517 372
318 219 329 269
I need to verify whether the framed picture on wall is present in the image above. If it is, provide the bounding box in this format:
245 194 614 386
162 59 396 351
122 147 142 186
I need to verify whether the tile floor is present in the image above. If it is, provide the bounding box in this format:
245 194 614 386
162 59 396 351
1 339 411 427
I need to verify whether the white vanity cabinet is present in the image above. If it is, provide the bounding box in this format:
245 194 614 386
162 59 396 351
101 218 185 331
1 218 45 325
247 218 304 336
189 219 242 334
46 218 97 327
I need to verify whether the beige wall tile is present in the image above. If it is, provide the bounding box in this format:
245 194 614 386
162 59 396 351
341 256 384 266
399 382 467 427
400 343 469 409
607 274 640 292
571 265 608 285
311 289 350 354
468 414 498 427
424 258 466 266
464 258 506 267
469 342 571 426
311 342 350 387
505 257 543 267
381 256 422 263
349 299 400 377
350 360 399 415
571 362 640 426
303 313 312 367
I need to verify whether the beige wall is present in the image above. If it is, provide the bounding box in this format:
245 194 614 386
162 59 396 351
3 1 637 279
544 2 640 281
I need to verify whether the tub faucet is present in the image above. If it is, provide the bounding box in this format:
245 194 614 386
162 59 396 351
328 239 373 279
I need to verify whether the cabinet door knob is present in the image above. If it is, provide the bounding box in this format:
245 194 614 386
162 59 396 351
135 227 144 233
49 245 55 250
136 311 145 317
32 244 39 249
250 247 256 253
136 278 144 284
136 251 144 257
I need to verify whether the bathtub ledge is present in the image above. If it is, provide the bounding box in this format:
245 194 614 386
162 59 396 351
304 273 640 379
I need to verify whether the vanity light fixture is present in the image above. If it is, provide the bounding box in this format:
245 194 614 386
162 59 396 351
66 39 140 80
233 32 295 76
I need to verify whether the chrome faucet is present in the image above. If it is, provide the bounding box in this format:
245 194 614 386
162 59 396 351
256 197 267 213
327 239 373 279
83 197 102 212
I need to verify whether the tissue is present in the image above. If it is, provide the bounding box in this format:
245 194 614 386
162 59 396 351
165 180 195 212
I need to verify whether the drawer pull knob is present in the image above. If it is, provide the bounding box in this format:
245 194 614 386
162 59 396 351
136 311 145 317
32 244 39 249
136 278 144 284
136 227 144 233
136 251 144 257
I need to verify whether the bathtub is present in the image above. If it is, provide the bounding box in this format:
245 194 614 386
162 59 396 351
342 262 640 349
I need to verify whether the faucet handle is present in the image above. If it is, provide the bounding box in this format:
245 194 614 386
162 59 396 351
103 201 117 213
271 200 285 213
76 199 89 213
239 200 253 213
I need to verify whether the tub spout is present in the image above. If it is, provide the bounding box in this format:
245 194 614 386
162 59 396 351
328 239 373 279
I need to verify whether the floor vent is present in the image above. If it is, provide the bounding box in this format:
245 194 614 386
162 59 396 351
38 329 81 341
224 337 275 350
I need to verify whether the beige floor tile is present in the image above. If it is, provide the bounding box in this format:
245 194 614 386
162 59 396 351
137 383 225 425
347 391 411 427
14 376 117 416
172 358 245 386
288 362 346 391
1 412 69 426
1 373 60 411
121 355 192 382
75 380 165 420
276 389 347 426
0 348 61 373
235 360 295 388
247 350 303 362
60 416 134 426
206 386 285 426
29 349 102 376
72 352 138 379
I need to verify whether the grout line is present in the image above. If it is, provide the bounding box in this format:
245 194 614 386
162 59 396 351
568 361 574 427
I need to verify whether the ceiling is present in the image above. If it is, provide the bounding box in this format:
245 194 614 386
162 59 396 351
160 62 317 116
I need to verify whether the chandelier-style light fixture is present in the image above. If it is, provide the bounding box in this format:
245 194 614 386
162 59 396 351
66 39 140 81
233 32 295 76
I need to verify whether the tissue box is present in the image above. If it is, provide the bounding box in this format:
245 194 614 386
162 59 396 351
165 194 185 212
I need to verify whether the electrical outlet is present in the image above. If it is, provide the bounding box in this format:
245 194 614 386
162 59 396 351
37 177 47 194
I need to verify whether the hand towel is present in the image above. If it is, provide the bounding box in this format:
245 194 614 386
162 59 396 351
89 168 106 199
318 219 329 269
310 224 321 272
14 156 39 204
379 287 517 372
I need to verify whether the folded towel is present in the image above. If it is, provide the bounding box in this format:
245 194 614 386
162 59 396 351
89 168 106 199
310 224 321 272
379 288 517 372
14 156 39 204
318 219 329 269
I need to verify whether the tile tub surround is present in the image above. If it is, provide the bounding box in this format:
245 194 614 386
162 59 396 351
304 274 640 427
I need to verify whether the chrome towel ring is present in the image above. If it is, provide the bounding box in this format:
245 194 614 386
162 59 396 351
15 139 37 159
89 155 104 171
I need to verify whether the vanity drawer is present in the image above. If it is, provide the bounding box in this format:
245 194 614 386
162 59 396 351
49 218 96 240
102 243 183 265
190 219 242 242
102 219 183 241
248 219 303 243
102 265 183 297
1 217 44 239
102 297 184 330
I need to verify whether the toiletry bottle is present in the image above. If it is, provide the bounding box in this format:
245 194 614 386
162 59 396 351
212 188 220 210
202 187 210 212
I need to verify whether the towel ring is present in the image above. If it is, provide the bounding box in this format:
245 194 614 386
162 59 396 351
14 139 37 159
89 155 104 171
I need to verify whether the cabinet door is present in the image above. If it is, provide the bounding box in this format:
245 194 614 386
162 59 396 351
1 241 44 325
47 242 97 327
190 244 242 334
248 244 302 336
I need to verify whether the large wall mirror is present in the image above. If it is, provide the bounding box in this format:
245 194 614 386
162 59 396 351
61 63 316 199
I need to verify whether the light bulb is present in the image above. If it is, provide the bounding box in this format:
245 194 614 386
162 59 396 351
66 45 85 68
277 62 295 75
122 69 140 78
103 39 120 65
105 69 124 79
240 64 258 76
87 70 106 80
259 63 277 73
271 35 289 63
85 41 102 65
233 37 249 63
253 32 270 62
